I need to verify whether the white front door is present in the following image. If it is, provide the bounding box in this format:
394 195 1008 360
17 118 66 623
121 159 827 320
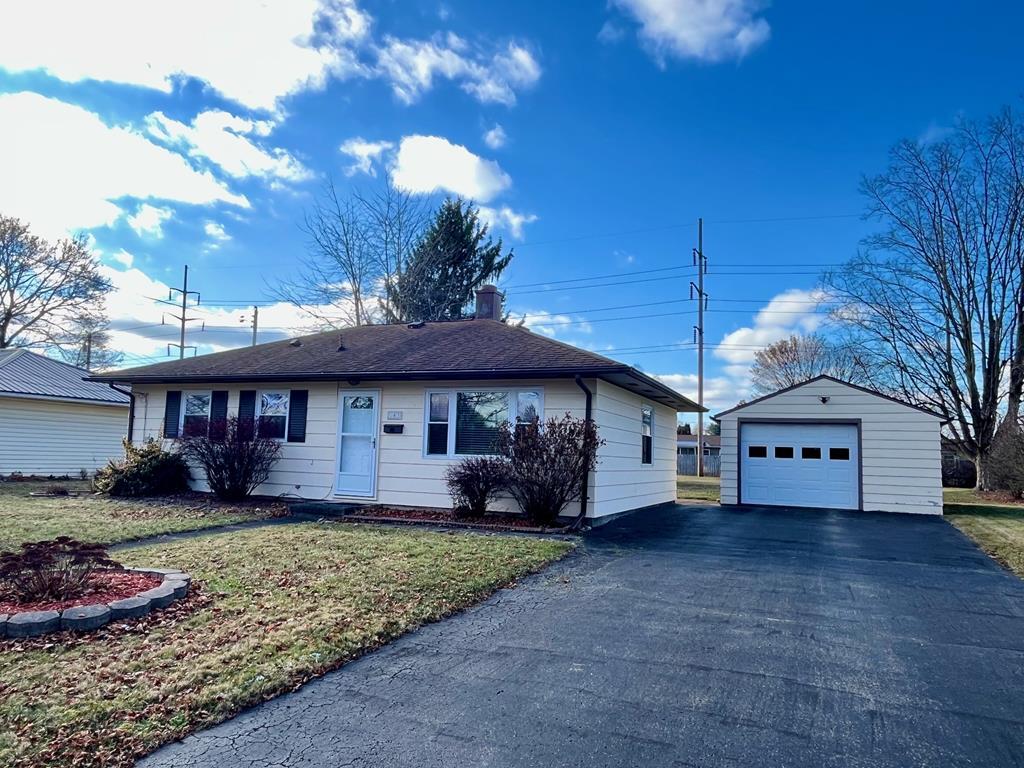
336 390 379 497
740 422 859 510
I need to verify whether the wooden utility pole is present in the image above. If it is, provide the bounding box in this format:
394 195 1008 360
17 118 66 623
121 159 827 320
240 305 260 346
691 218 708 476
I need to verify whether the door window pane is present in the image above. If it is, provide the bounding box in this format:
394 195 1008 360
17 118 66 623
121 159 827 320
342 395 374 434
455 391 508 455
748 445 768 458
801 447 822 460
775 446 794 459
829 447 850 461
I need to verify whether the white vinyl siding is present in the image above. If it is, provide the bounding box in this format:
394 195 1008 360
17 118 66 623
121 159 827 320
0 395 128 475
717 378 942 515
590 379 677 517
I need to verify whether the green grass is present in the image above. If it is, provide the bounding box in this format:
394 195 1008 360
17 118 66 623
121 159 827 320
677 475 720 502
0 522 571 767
0 481 281 551
944 488 1024 578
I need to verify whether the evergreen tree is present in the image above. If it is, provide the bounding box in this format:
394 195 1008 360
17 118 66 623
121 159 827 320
390 199 512 322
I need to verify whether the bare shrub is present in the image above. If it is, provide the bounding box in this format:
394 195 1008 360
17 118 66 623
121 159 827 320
444 456 508 518
0 537 121 603
179 417 281 501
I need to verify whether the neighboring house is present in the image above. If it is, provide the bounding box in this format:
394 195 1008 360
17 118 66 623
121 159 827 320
676 434 721 456
714 376 943 515
0 349 130 476
92 287 701 522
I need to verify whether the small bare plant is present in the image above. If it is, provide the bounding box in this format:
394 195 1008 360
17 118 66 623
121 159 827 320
444 456 508 518
179 416 282 501
0 537 121 603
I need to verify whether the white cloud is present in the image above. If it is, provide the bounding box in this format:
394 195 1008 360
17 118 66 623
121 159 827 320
712 288 829 393
375 35 540 106
478 205 537 239
126 204 173 238
610 0 770 63
145 110 311 182
0 92 247 239
391 135 511 201
653 372 741 412
0 0 371 112
519 310 593 338
483 124 507 149
111 249 134 268
339 138 395 176
204 221 230 243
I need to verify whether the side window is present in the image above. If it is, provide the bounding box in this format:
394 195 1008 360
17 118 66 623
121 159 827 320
641 405 653 464
182 392 212 436
257 391 290 439
747 445 768 458
426 392 450 455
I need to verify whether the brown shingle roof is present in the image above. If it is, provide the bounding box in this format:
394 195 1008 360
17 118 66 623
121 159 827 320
90 318 701 411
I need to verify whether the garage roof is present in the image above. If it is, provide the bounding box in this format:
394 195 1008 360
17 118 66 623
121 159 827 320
712 375 944 421
0 349 129 406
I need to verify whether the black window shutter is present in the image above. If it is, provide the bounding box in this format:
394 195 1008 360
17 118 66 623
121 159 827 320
287 390 308 443
238 390 256 427
163 391 181 438
209 391 229 440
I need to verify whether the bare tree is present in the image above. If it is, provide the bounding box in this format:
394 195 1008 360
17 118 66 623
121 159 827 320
274 179 428 327
826 108 1024 488
0 215 111 348
749 333 870 396
56 315 124 371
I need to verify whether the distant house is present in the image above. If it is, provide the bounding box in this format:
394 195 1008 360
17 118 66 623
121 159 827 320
92 286 702 523
0 349 129 476
676 434 721 456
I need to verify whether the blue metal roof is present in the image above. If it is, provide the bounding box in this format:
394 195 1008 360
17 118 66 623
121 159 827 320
0 349 129 405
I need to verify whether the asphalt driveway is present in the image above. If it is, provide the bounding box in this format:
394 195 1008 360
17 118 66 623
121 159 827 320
140 505 1024 768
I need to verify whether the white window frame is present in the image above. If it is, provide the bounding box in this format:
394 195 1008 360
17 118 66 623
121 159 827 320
422 387 544 458
641 404 654 465
180 390 213 436
256 390 290 441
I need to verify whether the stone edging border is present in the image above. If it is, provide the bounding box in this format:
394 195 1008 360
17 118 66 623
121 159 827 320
0 568 192 639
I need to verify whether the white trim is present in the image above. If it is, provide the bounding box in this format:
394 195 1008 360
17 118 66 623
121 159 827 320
334 388 380 498
421 386 545 459
255 389 290 441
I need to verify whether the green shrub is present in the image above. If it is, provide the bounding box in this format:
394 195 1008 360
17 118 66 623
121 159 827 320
93 439 191 497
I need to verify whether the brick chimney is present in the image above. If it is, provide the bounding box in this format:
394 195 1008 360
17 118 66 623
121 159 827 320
474 284 503 320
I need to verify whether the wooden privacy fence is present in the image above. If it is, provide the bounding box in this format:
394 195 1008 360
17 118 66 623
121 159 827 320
677 453 721 477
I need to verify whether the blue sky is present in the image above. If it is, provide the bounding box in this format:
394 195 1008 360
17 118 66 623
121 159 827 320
1 0 1021 419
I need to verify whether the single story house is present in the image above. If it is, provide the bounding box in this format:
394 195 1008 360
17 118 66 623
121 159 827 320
714 375 943 515
0 349 129 476
92 287 701 522
676 434 721 456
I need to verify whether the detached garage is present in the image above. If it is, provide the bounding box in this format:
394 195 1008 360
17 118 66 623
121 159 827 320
714 376 943 515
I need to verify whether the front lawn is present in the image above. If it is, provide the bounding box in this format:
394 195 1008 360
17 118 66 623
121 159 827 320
677 475 720 502
0 522 571 767
945 489 1024 577
0 481 282 551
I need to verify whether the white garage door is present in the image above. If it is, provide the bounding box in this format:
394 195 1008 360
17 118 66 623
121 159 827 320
740 423 859 510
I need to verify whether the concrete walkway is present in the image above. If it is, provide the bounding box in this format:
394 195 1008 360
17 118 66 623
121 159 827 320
139 504 1024 768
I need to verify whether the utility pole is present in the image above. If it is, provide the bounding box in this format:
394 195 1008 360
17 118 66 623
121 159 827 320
691 218 708 477
240 305 259 346
159 265 203 359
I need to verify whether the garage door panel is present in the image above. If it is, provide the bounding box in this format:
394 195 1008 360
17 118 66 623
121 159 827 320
740 423 859 510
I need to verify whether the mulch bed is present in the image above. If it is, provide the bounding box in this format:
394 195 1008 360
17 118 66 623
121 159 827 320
348 506 567 533
0 570 161 614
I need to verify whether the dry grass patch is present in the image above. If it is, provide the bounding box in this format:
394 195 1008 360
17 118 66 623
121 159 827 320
0 481 282 550
676 475 720 503
946 503 1024 577
0 522 571 767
